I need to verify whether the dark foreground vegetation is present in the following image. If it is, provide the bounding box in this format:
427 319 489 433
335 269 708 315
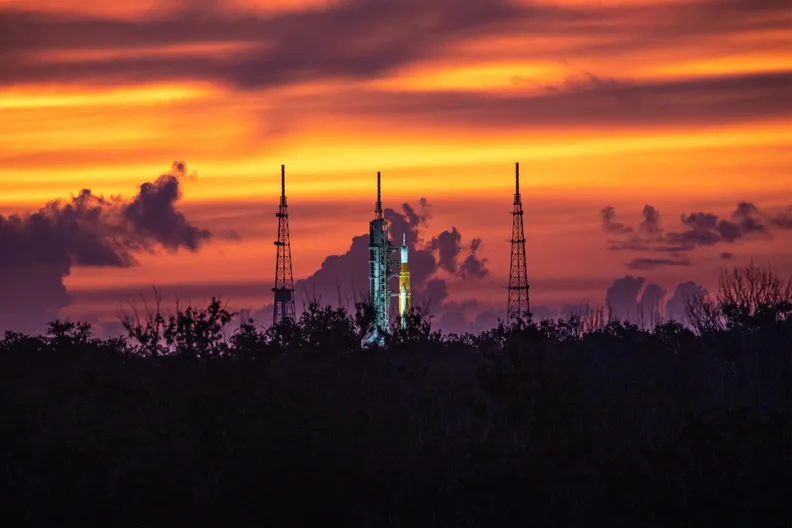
1 265 790 526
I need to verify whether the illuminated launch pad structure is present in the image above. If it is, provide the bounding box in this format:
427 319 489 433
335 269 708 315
363 172 411 346
364 172 396 346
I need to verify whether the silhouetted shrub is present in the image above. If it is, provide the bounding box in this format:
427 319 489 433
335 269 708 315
0 263 790 526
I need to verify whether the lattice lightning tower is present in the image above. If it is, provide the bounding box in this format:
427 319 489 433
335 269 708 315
273 164 295 325
507 162 530 321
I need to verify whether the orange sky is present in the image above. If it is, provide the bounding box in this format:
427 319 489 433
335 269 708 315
1 0 791 333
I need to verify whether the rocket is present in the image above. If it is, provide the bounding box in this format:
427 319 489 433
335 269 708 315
398 233 411 329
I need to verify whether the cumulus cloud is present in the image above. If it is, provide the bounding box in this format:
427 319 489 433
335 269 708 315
639 284 667 326
430 228 463 274
459 255 489 279
458 237 490 279
601 205 633 234
0 161 211 334
665 281 708 324
601 277 670 326
605 275 644 322
602 201 790 268
123 162 211 251
427 227 489 280
639 205 663 237
770 207 792 229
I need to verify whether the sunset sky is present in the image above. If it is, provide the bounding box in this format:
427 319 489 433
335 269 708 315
1 0 791 335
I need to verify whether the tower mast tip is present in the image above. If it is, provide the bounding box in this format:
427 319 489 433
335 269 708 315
376 171 383 218
280 164 286 204
515 162 520 197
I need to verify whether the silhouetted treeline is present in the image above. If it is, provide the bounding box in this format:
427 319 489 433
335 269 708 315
1 264 790 526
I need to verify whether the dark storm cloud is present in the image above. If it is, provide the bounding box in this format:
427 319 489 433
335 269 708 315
325 72 792 131
429 227 490 279
0 161 207 271
601 206 633 235
639 205 663 237
681 212 719 231
459 255 489 280
385 199 431 249
603 201 787 268
666 227 720 248
123 162 211 251
430 228 463 274
458 237 490 279
415 278 449 313
401 198 431 230
670 202 767 247
0 267 73 336
771 208 792 229
731 202 765 235
1 0 787 87
0 0 521 88
0 190 132 271
0 2 789 130
0 162 212 334
675 201 765 245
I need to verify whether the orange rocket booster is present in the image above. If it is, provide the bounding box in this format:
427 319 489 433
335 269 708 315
398 233 411 328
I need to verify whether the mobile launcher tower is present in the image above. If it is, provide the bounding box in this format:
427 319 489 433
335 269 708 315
364 172 411 347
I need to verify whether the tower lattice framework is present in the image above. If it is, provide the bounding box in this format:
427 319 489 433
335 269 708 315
365 171 396 346
273 164 295 325
507 162 530 321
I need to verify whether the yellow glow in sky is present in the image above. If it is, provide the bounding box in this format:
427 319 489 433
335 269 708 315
0 83 220 110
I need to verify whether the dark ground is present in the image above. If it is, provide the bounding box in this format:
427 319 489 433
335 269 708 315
0 307 790 527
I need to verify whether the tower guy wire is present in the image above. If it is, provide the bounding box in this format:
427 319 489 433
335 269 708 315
273 164 296 325
507 162 530 322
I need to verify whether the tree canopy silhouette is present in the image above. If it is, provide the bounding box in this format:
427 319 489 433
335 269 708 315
0 263 789 526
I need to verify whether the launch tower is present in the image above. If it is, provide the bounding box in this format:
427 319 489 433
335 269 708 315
507 162 530 321
273 164 296 325
365 172 396 346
